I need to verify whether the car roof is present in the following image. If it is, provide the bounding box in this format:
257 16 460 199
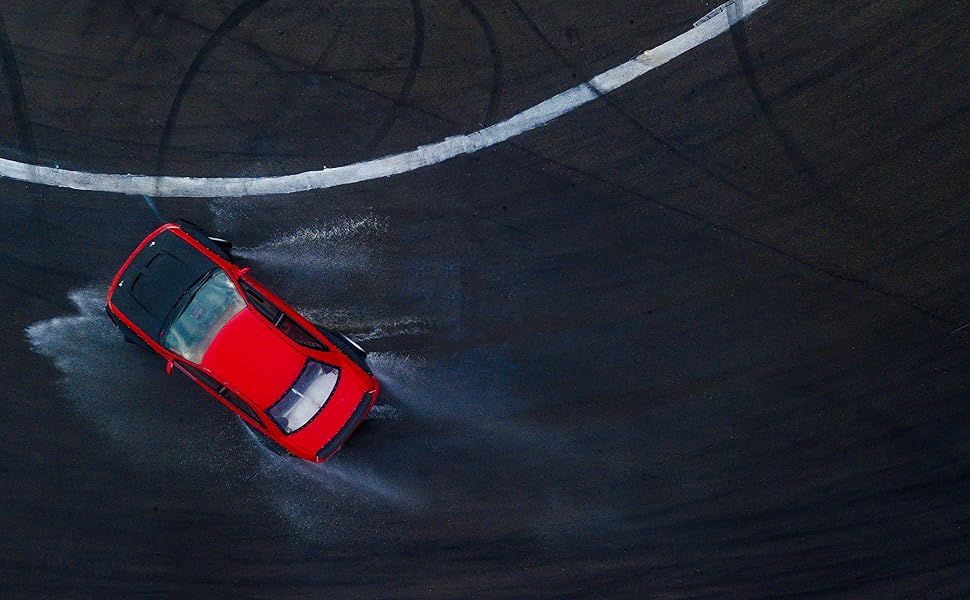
111 229 216 339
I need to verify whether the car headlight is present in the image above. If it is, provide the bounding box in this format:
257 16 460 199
268 361 340 434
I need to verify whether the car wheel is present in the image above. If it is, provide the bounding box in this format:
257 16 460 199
313 324 367 358
313 324 372 374
176 219 234 262
243 420 289 457
207 235 233 257
105 305 151 351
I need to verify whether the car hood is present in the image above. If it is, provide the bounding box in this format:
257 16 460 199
201 306 307 409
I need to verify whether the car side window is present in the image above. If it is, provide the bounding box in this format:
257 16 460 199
239 280 281 322
239 280 327 351
176 362 262 424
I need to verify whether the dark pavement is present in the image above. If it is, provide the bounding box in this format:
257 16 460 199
1 1 969 597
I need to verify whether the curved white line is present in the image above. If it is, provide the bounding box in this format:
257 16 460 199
0 0 770 197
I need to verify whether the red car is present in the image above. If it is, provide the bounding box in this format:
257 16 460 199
105 221 379 462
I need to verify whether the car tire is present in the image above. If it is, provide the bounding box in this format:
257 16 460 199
312 323 372 374
105 305 151 351
313 323 367 358
208 236 233 258
176 219 234 262
243 420 290 457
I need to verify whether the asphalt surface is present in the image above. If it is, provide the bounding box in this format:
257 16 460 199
2 1 969 597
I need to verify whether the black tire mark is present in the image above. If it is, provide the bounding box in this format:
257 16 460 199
0 2 950 327
917 35 966 135
156 0 271 175
364 0 425 152
501 141 955 329
214 20 951 331
461 0 503 126
0 10 34 156
727 10 844 212
312 17 345 70
152 7 444 158
119 3 964 328
0 10 47 252
747 3 927 227
507 0 759 204
77 2 173 122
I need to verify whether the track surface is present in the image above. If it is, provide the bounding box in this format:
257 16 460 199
2 1 970 597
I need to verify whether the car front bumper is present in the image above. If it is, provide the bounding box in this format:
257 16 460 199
315 387 379 461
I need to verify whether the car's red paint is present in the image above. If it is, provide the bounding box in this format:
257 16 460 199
106 222 379 462
202 308 305 410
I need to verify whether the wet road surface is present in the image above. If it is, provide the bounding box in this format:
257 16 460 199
2 1 970 597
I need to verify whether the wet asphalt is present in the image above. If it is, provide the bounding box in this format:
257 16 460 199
1 1 970 597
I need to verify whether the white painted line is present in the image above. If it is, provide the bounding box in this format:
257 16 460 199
0 0 771 197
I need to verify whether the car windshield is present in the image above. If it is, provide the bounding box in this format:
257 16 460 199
268 361 340 434
162 270 245 363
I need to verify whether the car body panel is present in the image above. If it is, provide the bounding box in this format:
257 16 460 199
106 222 379 462
201 307 306 410
171 359 269 432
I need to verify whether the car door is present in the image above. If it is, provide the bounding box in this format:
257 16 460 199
173 360 266 430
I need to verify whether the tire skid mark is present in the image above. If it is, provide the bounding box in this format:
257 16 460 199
499 129 956 330
156 0 271 175
507 0 759 204
75 2 175 127
0 8 46 252
461 0 503 125
727 6 844 213
312 15 345 71
0 0 777 196
364 0 425 152
0 10 34 156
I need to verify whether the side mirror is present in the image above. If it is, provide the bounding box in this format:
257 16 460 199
238 266 250 276
165 359 175 375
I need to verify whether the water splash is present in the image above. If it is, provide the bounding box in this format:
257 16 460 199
225 213 394 309
294 305 430 341
24 286 231 464
26 287 135 442
226 214 435 343
366 404 401 421
26 287 419 538
242 215 388 251
352 316 429 341
233 214 387 266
